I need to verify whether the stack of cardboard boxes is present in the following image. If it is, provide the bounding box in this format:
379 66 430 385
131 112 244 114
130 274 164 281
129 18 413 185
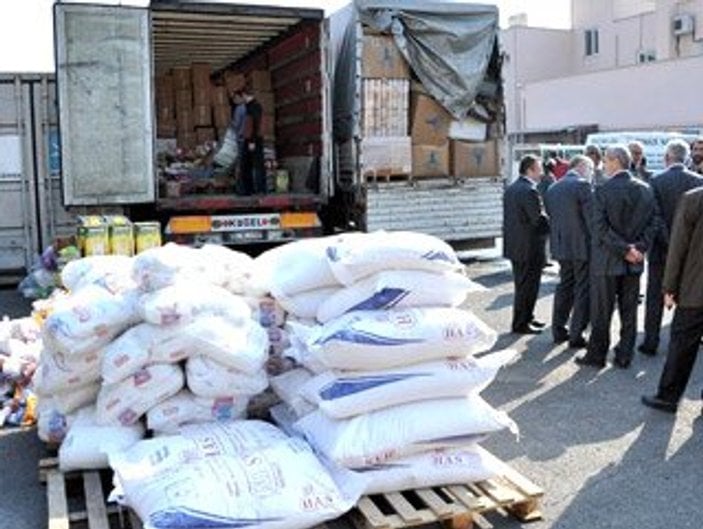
359 35 412 179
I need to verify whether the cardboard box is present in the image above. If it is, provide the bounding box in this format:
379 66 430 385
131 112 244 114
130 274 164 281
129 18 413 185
176 107 194 131
195 127 217 144
362 35 410 79
411 94 451 146
191 63 211 84
157 104 175 122
450 140 500 178
175 90 192 111
193 87 211 107
247 70 272 92
412 143 449 178
225 71 246 93
211 85 228 106
177 131 197 150
193 105 212 127
213 105 232 129
256 92 276 115
360 136 412 178
171 66 191 91
157 122 177 139
155 74 174 101
362 78 409 136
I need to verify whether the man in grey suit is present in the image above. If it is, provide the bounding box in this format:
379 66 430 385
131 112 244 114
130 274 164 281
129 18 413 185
544 155 594 348
576 145 657 369
642 187 703 412
639 140 703 356
503 154 550 334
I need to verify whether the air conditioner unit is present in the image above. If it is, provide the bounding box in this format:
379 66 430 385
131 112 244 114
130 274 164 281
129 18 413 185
672 14 694 36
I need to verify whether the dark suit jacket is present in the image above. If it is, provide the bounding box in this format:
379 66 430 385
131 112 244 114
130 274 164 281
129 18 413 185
503 176 549 263
649 163 703 262
544 171 593 261
663 187 703 308
591 171 657 276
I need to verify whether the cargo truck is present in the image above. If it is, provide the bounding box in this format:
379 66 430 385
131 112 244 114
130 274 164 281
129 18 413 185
0 0 505 276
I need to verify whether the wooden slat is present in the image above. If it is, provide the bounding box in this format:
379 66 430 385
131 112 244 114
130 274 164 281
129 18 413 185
47 470 70 529
415 488 455 518
383 492 425 524
83 471 110 529
444 485 492 512
356 496 390 529
474 478 524 506
473 447 544 498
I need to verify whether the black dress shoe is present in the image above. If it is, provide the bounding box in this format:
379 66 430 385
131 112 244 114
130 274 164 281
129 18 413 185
575 355 605 368
637 344 657 357
641 394 677 413
513 324 543 335
530 319 547 328
568 337 588 349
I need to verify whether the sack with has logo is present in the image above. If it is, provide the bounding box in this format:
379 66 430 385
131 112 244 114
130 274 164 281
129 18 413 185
301 349 517 419
276 287 342 320
316 269 482 323
307 307 497 371
295 394 517 468
270 368 317 418
324 231 462 285
33 348 102 395
61 255 136 294
186 356 268 398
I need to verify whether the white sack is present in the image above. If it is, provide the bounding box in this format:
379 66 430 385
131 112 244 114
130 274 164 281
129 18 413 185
198 244 254 295
51 383 101 415
132 243 214 292
186 356 268 398
111 435 362 529
325 231 462 285
33 349 101 395
302 349 517 419
270 368 316 418
246 296 286 328
361 445 500 494
308 307 497 371
250 236 344 297
61 255 136 294
101 323 187 384
282 319 326 374
96 364 184 426
151 316 268 374
295 395 517 468
139 283 251 326
276 287 341 320
147 390 249 433
59 421 144 471
316 269 481 323
267 326 290 356
43 285 140 356
36 403 96 444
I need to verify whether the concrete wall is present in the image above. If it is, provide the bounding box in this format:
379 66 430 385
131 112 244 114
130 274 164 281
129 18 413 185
520 54 703 132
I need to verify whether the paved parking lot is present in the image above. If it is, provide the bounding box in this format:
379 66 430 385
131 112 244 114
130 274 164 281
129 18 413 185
0 256 701 529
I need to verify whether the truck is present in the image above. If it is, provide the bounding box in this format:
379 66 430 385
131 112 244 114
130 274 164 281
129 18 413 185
0 0 505 277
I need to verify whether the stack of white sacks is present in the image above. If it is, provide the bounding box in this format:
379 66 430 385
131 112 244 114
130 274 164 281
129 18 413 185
262 231 518 494
33 244 271 471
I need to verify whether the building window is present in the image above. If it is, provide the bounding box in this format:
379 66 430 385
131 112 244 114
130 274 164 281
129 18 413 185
585 29 599 56
637 50 656 63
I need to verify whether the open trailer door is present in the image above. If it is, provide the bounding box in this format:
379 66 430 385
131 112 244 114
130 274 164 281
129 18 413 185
55 3 155 205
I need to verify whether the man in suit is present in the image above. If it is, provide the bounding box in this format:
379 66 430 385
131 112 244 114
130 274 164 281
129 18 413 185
503 154 550 334
576 145 657 369
639 140 703 356
628 141 653 182
642 187 703 412
585 144 606 187
544 155 594 348
689 137 703 175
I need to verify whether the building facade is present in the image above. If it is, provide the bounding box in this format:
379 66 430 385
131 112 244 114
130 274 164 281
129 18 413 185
502 0 703 144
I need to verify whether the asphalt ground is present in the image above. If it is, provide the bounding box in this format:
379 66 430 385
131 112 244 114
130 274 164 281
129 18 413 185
1 256 701 529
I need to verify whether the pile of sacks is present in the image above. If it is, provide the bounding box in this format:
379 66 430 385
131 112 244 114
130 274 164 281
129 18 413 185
258 232 517 493
0 316 42 426
33 245 272 471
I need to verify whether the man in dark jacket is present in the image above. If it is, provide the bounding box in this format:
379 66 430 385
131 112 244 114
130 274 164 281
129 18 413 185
642 187 703 412
639 140 703 356
503 154 550 334
576 145 657 369
544 155 594 347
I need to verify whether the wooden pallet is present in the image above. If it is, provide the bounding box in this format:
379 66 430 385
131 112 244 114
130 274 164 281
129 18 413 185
41 458 136 529
350 447 543 529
